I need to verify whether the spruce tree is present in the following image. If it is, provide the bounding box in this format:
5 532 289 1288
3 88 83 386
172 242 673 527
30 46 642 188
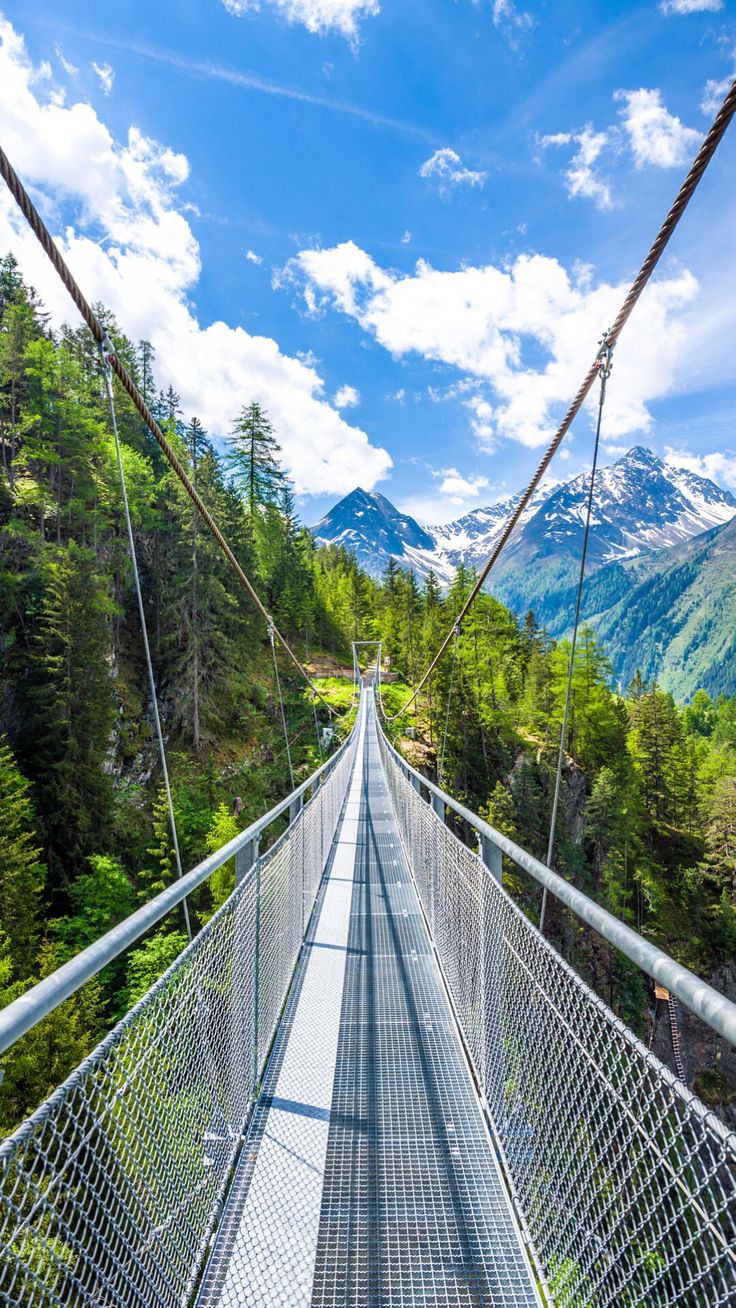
226 402 286 517
0 739 45 974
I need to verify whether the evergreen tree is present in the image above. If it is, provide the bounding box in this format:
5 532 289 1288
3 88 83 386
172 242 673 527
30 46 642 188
25 543 115 887
0 739 44 974
226 402 286 517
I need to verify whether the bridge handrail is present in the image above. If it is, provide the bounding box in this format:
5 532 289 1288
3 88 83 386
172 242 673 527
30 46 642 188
0 727 355 1057
379 725 736 1048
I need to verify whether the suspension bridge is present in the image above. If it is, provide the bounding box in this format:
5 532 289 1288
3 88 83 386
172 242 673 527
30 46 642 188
1 74 736 1308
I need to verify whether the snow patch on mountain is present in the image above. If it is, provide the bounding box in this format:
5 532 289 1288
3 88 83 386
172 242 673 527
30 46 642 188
312 448 736 583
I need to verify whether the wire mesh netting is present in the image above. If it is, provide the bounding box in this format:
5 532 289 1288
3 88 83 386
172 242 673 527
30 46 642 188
0 732 357 1308
378 730 736 1308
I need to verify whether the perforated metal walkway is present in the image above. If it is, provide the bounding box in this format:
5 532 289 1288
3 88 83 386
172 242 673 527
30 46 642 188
197 693 540 1307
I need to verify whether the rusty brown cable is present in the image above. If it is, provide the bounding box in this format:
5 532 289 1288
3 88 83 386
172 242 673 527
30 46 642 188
384 75 736 722
0 141 343 720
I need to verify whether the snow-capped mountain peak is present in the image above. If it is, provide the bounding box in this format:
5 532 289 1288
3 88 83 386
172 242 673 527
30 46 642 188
311 448 736 583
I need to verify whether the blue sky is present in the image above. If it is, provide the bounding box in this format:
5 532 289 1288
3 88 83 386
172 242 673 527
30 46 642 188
0 0 735 524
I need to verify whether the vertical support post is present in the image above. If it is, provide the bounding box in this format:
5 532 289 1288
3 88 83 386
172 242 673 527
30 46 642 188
411 772 421 795
431 791 445 824
480 832 503 886
289 792 303 827
235 834 260 888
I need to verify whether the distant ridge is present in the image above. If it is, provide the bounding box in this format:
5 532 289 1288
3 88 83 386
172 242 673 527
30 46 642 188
311 448 736 698
313 448 736 583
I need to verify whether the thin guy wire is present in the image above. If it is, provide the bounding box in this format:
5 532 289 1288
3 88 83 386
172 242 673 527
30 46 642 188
539 346 611 935
384 75 736 721
101 348 192 942
438 626 460 788
270 626 295 789
312 693 324 761
0 144 342 724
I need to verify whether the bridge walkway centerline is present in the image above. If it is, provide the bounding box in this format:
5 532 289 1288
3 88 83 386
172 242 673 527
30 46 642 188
196 690 540 1307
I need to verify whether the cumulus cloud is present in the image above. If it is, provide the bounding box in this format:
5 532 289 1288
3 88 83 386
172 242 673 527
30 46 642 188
245 248 263 264
436 467 490 502
0 17 390 497
419 148 486 193
285 239 701 450
333 383 360 408
222 0 380 40
660 0 722 13
401 229 411 244
92 61 114 95
663 446 736 491
542 88 703 205
616 88 702 168
539 126 614 210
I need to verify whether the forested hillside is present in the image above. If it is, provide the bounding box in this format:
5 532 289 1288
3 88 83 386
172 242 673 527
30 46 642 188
373 561 736 1115
1 249 734 1135
0 252 365 1132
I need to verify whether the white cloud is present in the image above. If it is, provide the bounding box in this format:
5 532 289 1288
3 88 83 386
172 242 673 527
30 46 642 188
616 88 702 168
399 468 495 524
333 383 360 408
465 394 496 448
0 16 390 498
435 467 490 502
92 61 114 95
54 45 78 77
222 0 380 40
419 147 486 193
492 0 534 46
663 446 736 491
539 125 614 210
401 229 411 244
286 239 701 450
702 69 735 116
245 248 263 264
660 0 722 13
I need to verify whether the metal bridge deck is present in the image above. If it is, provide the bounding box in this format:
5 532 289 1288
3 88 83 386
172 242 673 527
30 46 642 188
197 693 540 1307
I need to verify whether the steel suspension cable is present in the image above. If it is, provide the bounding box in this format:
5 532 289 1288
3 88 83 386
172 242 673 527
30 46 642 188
269 625 295 789
539 342 612 936
101 344 192 941
0 143 341 722
385 75 736 723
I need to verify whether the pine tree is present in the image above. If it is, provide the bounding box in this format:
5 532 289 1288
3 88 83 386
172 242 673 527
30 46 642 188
700 776 736 954
0 739 45 974
25 543 115 887
226 402 286 517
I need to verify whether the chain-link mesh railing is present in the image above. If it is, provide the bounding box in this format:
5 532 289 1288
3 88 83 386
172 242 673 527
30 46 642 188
378 727 736 1308
0 730 358 1308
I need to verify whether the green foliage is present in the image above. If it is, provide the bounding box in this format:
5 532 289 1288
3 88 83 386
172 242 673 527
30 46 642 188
1 247 734 1140
226 401 286 518
125 929 189 1007
0 738 44 973
56 855 134 950
0 255 369 1134
0 940 102 1134
204 802 239 916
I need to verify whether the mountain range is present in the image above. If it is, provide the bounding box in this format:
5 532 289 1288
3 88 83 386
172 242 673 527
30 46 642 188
312 448 736 699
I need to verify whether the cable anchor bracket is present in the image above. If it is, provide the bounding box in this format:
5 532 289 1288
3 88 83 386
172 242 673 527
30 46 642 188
98 332 116 381
596 331 614 381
